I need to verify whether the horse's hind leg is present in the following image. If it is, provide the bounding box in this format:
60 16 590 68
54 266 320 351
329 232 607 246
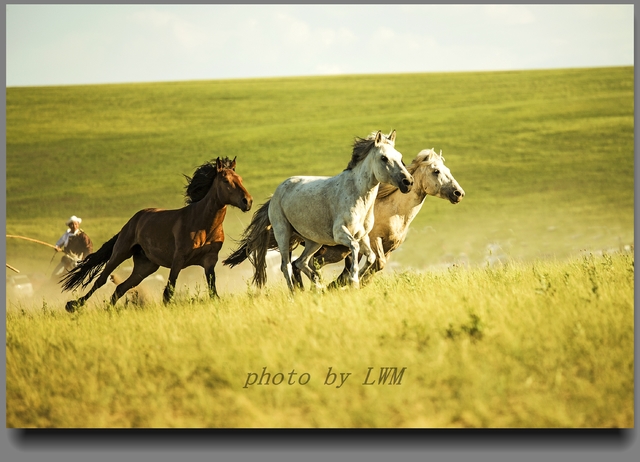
275 236 296 292
269 208 297 291
359 237 387 286
294 240 324 290
291 251 305 290
110 249 159 306
312 246 352 290
65 246 134 312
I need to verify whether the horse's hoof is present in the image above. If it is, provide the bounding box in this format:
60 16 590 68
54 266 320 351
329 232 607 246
65 300 79 313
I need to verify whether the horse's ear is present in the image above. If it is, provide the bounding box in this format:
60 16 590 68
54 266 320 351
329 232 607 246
388 130 396 144
216 157 223 172
374 130 383 146
231 156 237 171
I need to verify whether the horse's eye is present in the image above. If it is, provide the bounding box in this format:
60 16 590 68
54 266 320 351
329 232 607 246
381 155 388 163
434 169 440 175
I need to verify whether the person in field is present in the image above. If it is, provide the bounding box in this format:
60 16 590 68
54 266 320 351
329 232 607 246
51 215 93 279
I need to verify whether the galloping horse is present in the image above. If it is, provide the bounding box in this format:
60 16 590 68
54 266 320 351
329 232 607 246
224 130 413 291
61 157 253 312
224 148 464 288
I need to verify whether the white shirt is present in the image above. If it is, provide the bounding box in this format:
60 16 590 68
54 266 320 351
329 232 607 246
55 228 80 249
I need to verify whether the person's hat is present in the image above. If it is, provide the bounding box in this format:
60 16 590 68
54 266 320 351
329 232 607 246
66 216 82 226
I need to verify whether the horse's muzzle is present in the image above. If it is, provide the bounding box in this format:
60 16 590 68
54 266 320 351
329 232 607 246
241 197 253 212
398 175 414 194
449 188 465 204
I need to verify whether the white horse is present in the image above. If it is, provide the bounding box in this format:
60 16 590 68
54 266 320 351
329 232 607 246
224 130 413 291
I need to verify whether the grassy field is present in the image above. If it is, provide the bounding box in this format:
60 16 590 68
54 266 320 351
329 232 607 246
6 253 634 427
5 66 635 427
6 66 634 276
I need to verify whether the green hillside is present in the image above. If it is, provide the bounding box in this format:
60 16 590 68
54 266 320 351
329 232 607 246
6 67 634 276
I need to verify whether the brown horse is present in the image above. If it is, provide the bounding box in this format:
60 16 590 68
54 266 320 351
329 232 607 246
61 157 253 312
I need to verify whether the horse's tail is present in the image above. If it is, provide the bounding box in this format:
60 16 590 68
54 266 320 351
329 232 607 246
60 233 119 292
223 201 274 287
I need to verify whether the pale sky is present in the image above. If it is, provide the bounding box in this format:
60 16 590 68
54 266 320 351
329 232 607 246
5 4 635 87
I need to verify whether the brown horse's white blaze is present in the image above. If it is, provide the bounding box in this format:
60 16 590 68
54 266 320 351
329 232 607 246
61 157 252 312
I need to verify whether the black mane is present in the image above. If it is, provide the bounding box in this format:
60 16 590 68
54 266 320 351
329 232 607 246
345 137 377 170
346 131 396 170
184 157 234 204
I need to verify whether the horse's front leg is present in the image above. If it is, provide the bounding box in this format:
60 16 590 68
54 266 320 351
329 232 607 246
356 234 377 281
205 268 219 299
334 226 362 288
203 248 221 299
359 237 385 285
164 257 185 304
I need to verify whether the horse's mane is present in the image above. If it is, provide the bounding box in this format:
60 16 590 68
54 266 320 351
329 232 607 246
184 157 235 205
377 148 443 199
345 131 395 171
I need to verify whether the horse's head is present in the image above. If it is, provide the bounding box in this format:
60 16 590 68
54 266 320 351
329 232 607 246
214 157 253 212
370 130 414 194
414 149 464 204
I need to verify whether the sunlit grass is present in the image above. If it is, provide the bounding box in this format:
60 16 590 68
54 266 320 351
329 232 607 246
6 253 633 428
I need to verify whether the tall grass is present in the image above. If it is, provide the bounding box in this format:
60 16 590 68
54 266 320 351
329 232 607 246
6 253 633 427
